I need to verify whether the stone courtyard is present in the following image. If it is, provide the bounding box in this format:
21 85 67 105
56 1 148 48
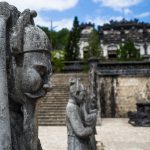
39 118 150 150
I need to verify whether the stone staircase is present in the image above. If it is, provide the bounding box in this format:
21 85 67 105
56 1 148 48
38 73 89 126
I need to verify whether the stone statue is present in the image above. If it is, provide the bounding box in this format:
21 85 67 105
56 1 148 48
128 102 150 127
66 78 97 150
0 2 52 150
80 88 97 150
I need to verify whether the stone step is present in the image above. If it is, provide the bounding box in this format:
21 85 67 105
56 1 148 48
39 109 66 112
47 93 68 94
39 105 66 108
46 94 69 96
38 113 65 116
39 110 66 112
41 100 68 103
38 118 66 122
39 103 67 106
40 102 67 104
38 116 65 119
38 119 65 122
39 104 67 106
39 105 67 108
44 97 68 99
38 122 66 126
40 101 67 103
38 109 65 112
46 93 69 95
38 115 65 118
41 98 68 101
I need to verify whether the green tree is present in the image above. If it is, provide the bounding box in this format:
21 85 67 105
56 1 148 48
57 28 69 50
85 29 102 59
117 39 140 61
38 26 69 50
65 16 81 61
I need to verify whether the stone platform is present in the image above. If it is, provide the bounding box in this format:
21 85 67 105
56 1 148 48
39 118 150 150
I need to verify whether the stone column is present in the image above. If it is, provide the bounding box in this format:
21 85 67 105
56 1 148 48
0 16 12 149
88 57 101 125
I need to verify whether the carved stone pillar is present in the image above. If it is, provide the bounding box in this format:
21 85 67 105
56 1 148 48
88 57 101 125
0 17 11 150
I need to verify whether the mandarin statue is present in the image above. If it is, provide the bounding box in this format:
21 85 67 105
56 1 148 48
66 78 97 150
0 2 52 150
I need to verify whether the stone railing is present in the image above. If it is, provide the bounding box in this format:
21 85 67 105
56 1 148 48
96 61 150 76
62 61 87 72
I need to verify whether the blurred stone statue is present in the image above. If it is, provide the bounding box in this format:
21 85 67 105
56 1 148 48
80 87 97 150
66 78 97 150
0 2 52 150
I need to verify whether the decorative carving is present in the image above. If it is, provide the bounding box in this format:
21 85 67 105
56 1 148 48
0 2 52 150
66 78 97 150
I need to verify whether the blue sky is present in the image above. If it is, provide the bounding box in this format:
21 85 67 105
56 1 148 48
2 0 150 30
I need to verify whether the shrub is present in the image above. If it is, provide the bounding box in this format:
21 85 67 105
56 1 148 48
117 39 141 61
51 50 64 72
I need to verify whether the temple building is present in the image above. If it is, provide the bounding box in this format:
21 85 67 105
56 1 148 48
78 23 94 58
99 20 150 59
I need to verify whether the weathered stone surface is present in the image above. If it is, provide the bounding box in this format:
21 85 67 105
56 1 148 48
98 76 150 117
95 61 150 117
116 77 150 117
0 2 52 150
66 78 97 150
0 7 11 150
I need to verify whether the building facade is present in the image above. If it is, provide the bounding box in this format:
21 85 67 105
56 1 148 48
99 20 150 59
78 23 94 59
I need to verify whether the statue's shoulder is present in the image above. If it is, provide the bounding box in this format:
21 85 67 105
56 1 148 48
66 102 79 114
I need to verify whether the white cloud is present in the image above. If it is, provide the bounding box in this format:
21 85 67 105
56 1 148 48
2 0 78 11
86 16 123 26
53 18 73 31
35 15 124 31
124 8 132 15
93 0 143 11
136 12 150 18
35 16 73 31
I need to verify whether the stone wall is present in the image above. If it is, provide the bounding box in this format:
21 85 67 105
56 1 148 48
95 61 150 117
98 76 150 117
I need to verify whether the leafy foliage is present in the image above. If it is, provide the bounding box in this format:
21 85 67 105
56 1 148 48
57 28 69 50
65 16 81 61
117 39 141 61
84 29 102 59
38 26 69 50
50 50 64 72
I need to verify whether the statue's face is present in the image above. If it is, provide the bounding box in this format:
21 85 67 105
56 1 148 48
12 51 52 103
22 52 52 99
75 90 85 105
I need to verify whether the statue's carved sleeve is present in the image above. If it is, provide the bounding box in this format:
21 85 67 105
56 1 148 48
82 103 97 127
67 104 93 138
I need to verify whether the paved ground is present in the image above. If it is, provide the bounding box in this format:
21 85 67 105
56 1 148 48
39 118 150 150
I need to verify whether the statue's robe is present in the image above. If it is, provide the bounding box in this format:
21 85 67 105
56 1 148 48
66 101 92 150
80 102 97 150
